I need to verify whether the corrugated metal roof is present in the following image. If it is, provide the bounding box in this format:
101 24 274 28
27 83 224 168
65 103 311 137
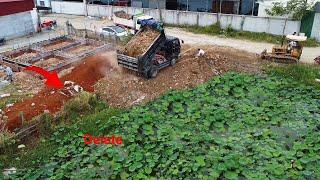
0 0 24 2
0 0 34 16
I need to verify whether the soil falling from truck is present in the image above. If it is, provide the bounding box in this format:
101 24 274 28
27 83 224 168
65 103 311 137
122 27 160 57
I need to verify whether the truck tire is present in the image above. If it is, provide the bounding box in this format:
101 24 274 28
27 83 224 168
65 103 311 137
170 58 176 66
148 66 158 78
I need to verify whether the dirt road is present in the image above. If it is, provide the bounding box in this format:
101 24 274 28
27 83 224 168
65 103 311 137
165 28 319 64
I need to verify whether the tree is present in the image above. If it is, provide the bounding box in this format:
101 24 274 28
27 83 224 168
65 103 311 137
266 0 316 20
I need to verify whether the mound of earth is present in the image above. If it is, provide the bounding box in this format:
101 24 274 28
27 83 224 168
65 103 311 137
95 45 262 108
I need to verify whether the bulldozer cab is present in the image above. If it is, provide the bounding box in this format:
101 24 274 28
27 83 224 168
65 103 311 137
286 35 306 59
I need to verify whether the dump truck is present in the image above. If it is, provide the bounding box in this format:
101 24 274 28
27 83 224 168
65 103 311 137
113 11 153 34
117 24 181 78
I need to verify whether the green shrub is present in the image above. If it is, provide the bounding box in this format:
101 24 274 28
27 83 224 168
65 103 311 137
9 73 320 179
267 64 320 89
37 113 54 137
61 92 105 123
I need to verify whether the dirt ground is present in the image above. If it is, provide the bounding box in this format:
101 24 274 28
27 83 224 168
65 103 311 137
11 51 39 63
95 45 262 108
13 72 44 94
33 57 65 70
4 44 262 131
43 40 74 51
65 45 96 55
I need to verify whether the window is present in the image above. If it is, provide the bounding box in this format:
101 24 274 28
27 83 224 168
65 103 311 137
102 28 114 33
113 26 125 33
40 1 45 6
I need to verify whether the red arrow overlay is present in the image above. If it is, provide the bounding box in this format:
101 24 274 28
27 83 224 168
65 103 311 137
25 66 64 89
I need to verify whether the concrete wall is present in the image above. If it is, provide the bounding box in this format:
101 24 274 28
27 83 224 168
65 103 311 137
0 10 38 40
51 2 301 36
51 1 85 15
311 13 320 41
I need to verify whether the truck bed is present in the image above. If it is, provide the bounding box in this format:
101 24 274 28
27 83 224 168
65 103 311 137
117 27 166 73
113 14 135 28
122 27 161 57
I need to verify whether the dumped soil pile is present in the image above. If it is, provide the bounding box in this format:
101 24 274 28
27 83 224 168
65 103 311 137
114 11 132 19
121 27 160 57
95 45 262 108
5 53 114 131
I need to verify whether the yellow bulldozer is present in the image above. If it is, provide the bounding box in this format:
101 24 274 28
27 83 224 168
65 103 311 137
261 35 307 64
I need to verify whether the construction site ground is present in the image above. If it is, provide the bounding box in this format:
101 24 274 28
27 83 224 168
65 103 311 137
0 13 318 131
3 44 262 131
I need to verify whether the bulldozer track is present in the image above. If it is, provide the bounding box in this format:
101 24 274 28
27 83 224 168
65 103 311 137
263 54 299 64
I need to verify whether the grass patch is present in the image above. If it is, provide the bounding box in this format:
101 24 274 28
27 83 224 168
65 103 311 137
167 23 320 47
0 138 58 170
266 64 320 89
0 92 121 171
0 84 33 110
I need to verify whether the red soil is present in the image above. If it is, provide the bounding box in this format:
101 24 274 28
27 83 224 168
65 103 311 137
5 54 112 131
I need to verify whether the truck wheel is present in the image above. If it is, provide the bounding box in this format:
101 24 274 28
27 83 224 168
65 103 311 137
170 58 176 66
148 66 158 78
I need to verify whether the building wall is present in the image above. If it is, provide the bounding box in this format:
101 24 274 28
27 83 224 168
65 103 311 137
36 0 51 7
240 0 254 15
51 1 85 15
149 0 165 9
132 0 143 7
311 13 320 41
0 9 39 39
178 0 213 12
132 0 149 8
0 0 35 16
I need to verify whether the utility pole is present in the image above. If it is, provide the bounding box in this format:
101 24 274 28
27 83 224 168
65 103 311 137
84 0 88 16
220 0 223 13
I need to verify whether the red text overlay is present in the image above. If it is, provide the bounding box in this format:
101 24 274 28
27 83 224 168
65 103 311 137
83 134 123 145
